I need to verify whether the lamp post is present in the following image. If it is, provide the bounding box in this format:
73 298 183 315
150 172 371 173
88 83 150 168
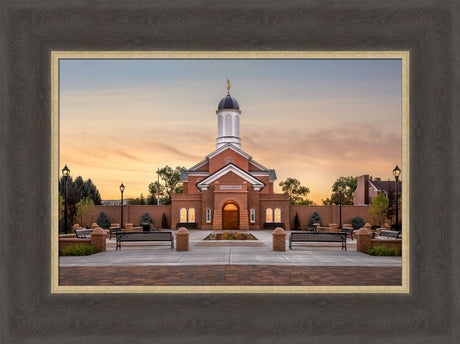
61 164 70 234
393 165 401 230
120 183 125 228
338 184 343 229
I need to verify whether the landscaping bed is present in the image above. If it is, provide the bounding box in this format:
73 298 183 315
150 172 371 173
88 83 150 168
204 232 257 241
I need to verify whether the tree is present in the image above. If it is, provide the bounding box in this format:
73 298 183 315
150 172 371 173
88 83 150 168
278 178 314 205
96 211 110 229
368 192 389 226
75 197 98 228
128 193 146 205
322 176 357 205
148 165 186 205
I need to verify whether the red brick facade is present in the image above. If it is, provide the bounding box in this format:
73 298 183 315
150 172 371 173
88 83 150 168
173 141 289 230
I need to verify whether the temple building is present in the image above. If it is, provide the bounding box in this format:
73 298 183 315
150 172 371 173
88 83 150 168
171 81 290 230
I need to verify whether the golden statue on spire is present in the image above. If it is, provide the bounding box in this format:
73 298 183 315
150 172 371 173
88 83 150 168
227 78 231 94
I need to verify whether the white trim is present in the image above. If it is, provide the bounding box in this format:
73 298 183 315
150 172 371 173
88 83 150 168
187 159 208 171
196 163 264 191
187 172 209 176
206 143 252 160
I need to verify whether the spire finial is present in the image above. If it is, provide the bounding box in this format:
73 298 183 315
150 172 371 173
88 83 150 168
227 78 231 94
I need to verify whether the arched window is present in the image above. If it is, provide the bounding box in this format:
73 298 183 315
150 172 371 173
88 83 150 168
180 208 187 223
188 208 195 222
235 116 240 136
266 208 273 222
274 208 281 222
226 114 232 135
218 116 223 136
206 209 212 223
250 209 256 223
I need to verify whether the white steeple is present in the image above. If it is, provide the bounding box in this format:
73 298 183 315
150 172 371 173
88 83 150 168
216 79 242 149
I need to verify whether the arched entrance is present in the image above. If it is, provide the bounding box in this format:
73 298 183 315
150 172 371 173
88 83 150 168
222 201 239 229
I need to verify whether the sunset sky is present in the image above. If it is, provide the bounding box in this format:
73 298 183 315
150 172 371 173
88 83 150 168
59 58 402 204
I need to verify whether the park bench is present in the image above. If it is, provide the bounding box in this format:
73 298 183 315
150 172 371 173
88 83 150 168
376 230 400 239
263 222 285 230
340 227 355 240
116 231 174 250
75 229 93 239
306 224 318 232
108 227 121 239
289 232 347 250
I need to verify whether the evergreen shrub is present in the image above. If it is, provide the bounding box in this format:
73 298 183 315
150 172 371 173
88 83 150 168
309 211 322 226
351 216 365 229
96 211 110 229
140 212 153 226
161 213 168 229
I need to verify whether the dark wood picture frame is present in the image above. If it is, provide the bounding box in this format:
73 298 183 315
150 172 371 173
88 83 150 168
1 1 459 343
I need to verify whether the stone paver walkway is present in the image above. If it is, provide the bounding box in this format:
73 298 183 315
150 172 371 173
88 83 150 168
60 265 402 286
59 230 403 286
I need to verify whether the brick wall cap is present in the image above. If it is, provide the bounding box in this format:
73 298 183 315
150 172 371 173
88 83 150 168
92 227 106 235
272 227 286 235
91 223 98 229
176 227 190 235
364 223 372 229
357 227 370 234
329 223 337 226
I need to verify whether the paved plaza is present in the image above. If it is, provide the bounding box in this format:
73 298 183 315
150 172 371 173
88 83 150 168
59 230 402 286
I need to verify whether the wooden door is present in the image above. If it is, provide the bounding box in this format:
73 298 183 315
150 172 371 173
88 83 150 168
222 203 239 229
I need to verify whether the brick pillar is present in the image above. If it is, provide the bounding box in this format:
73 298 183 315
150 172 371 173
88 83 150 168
176 227 190 251
125 223 133 231
376 228 383 236
272 227 286 251
71 224 81 233
329 223 338 232
356 227 372 253
240 209 249 230
213 210 222 230
364 223 372 230
91 223 98 229
111 223 120 228
91 227 106 252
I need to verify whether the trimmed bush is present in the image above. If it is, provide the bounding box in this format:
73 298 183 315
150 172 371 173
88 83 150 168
161 212 168 229
96 211 110 229
351 216 365 229
294 212 300 230
309 211 323 226
61 244 97 256
140 212 153 226
366 246 400 256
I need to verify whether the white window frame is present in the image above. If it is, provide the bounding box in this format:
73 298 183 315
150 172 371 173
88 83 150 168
206 209 212 223
180 208 187 223
274 208 281 223
266 208 273 223
250 209 255 223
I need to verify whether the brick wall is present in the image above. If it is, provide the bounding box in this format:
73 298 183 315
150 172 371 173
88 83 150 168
95 205 172 228
289 205 370 228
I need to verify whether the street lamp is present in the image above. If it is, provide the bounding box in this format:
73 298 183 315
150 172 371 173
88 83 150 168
338 184 343 229
61 164 70 234
120 183 125 228
393 165 401 230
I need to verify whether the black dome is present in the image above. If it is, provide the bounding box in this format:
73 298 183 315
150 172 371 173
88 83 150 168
218 94 240 110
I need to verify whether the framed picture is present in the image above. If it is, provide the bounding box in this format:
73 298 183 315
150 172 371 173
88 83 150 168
52 51 409 294
2 1 458 343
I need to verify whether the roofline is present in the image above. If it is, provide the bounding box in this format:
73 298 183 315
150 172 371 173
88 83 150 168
195 163 265 191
